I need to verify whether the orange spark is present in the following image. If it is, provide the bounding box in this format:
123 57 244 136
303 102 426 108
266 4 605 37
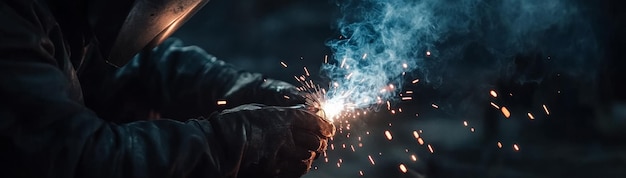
527 112 535 120
280 61 288 68
501 107 511 118
368 155 375 165
431 103 439 109
362 53 368 60
399 164 408 173
304 67 310 76
401 97 412 101
217 100 227 105
490 102 500 109
490 90 498 98
417 138 424 145
543 104 550 115
426 51 431 56
513 143 520 151
427 144 434 153
359 171 364 176
402 63 408 69
385 130 393 140
463 121 468 127
411 154 418 161
413 131 420 139
497 141 502 149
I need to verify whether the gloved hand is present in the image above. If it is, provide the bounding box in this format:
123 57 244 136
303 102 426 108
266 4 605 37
207 104 335 178
255 79 307 106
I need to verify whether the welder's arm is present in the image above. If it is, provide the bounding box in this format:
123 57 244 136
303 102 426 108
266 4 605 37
110 38 304 119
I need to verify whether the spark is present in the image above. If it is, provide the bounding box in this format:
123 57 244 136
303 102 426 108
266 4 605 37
431 103 439 109
402 63 408 69
280 61 288 68
527 112 535 120
401 96 412 101
497 141 502 149
406 90 414 94
490 90 498 98
412 79 420 84
417 138 424 145
351 145 356 152
359 171 364 176
304 67 310 76
413 130 420 139
362 53 368 60
501 106 511 118
283 95 290 99
368 155 376 165
426 51 431 56
346 72 354 79
410 154 418 161
340 58 346 68
513 143 520 151
385 130 393 140
463 120 468 127
399 164 408 173
470 127 475 132
490 102 500 109
324 55 328 63
337 163 341 167
217 100 227 105
543 104 550 115
427 144 434 153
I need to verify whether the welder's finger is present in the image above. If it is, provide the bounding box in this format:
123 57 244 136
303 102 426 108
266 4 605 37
292 131 323 151
289 110 335 137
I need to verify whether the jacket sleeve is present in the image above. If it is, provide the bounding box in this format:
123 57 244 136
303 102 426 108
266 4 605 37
101 38 298 120
0 1 241 178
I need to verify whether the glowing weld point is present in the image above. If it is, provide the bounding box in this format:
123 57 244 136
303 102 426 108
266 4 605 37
217 100 227 105
543 104 550 115
427 144 434 153
513 143 520 151
527 112 535 120
490 90 498 98
368 155 375 165
501 107 511 118
399 164 408 173
280 61 288 68
384 130 393 140
411 154 418 162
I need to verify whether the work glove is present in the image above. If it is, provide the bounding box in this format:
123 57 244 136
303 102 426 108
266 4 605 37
207 104 335 178
254 79 306 106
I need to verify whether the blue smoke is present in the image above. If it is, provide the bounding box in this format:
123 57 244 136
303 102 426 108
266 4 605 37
322 0 599 110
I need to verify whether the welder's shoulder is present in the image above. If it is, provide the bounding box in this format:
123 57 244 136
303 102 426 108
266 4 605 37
0 0 60 62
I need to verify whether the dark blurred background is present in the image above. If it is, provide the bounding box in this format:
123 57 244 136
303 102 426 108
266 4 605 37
173 0 626 177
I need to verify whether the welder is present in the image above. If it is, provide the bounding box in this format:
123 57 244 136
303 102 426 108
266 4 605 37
0 0 334 177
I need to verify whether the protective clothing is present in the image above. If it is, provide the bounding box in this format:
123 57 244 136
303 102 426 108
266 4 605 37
0 0 330 178
207 104 334 178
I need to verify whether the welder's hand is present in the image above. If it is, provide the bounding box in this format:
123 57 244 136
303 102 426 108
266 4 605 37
256 79 306 106
208 104 335 178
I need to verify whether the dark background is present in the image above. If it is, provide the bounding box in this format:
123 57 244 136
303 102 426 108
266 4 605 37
173 0 626 177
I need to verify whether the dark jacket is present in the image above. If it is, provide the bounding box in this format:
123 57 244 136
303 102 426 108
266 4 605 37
0 0 292 177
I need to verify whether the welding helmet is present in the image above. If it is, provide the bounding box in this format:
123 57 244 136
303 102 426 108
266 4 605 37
88 0 209 67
